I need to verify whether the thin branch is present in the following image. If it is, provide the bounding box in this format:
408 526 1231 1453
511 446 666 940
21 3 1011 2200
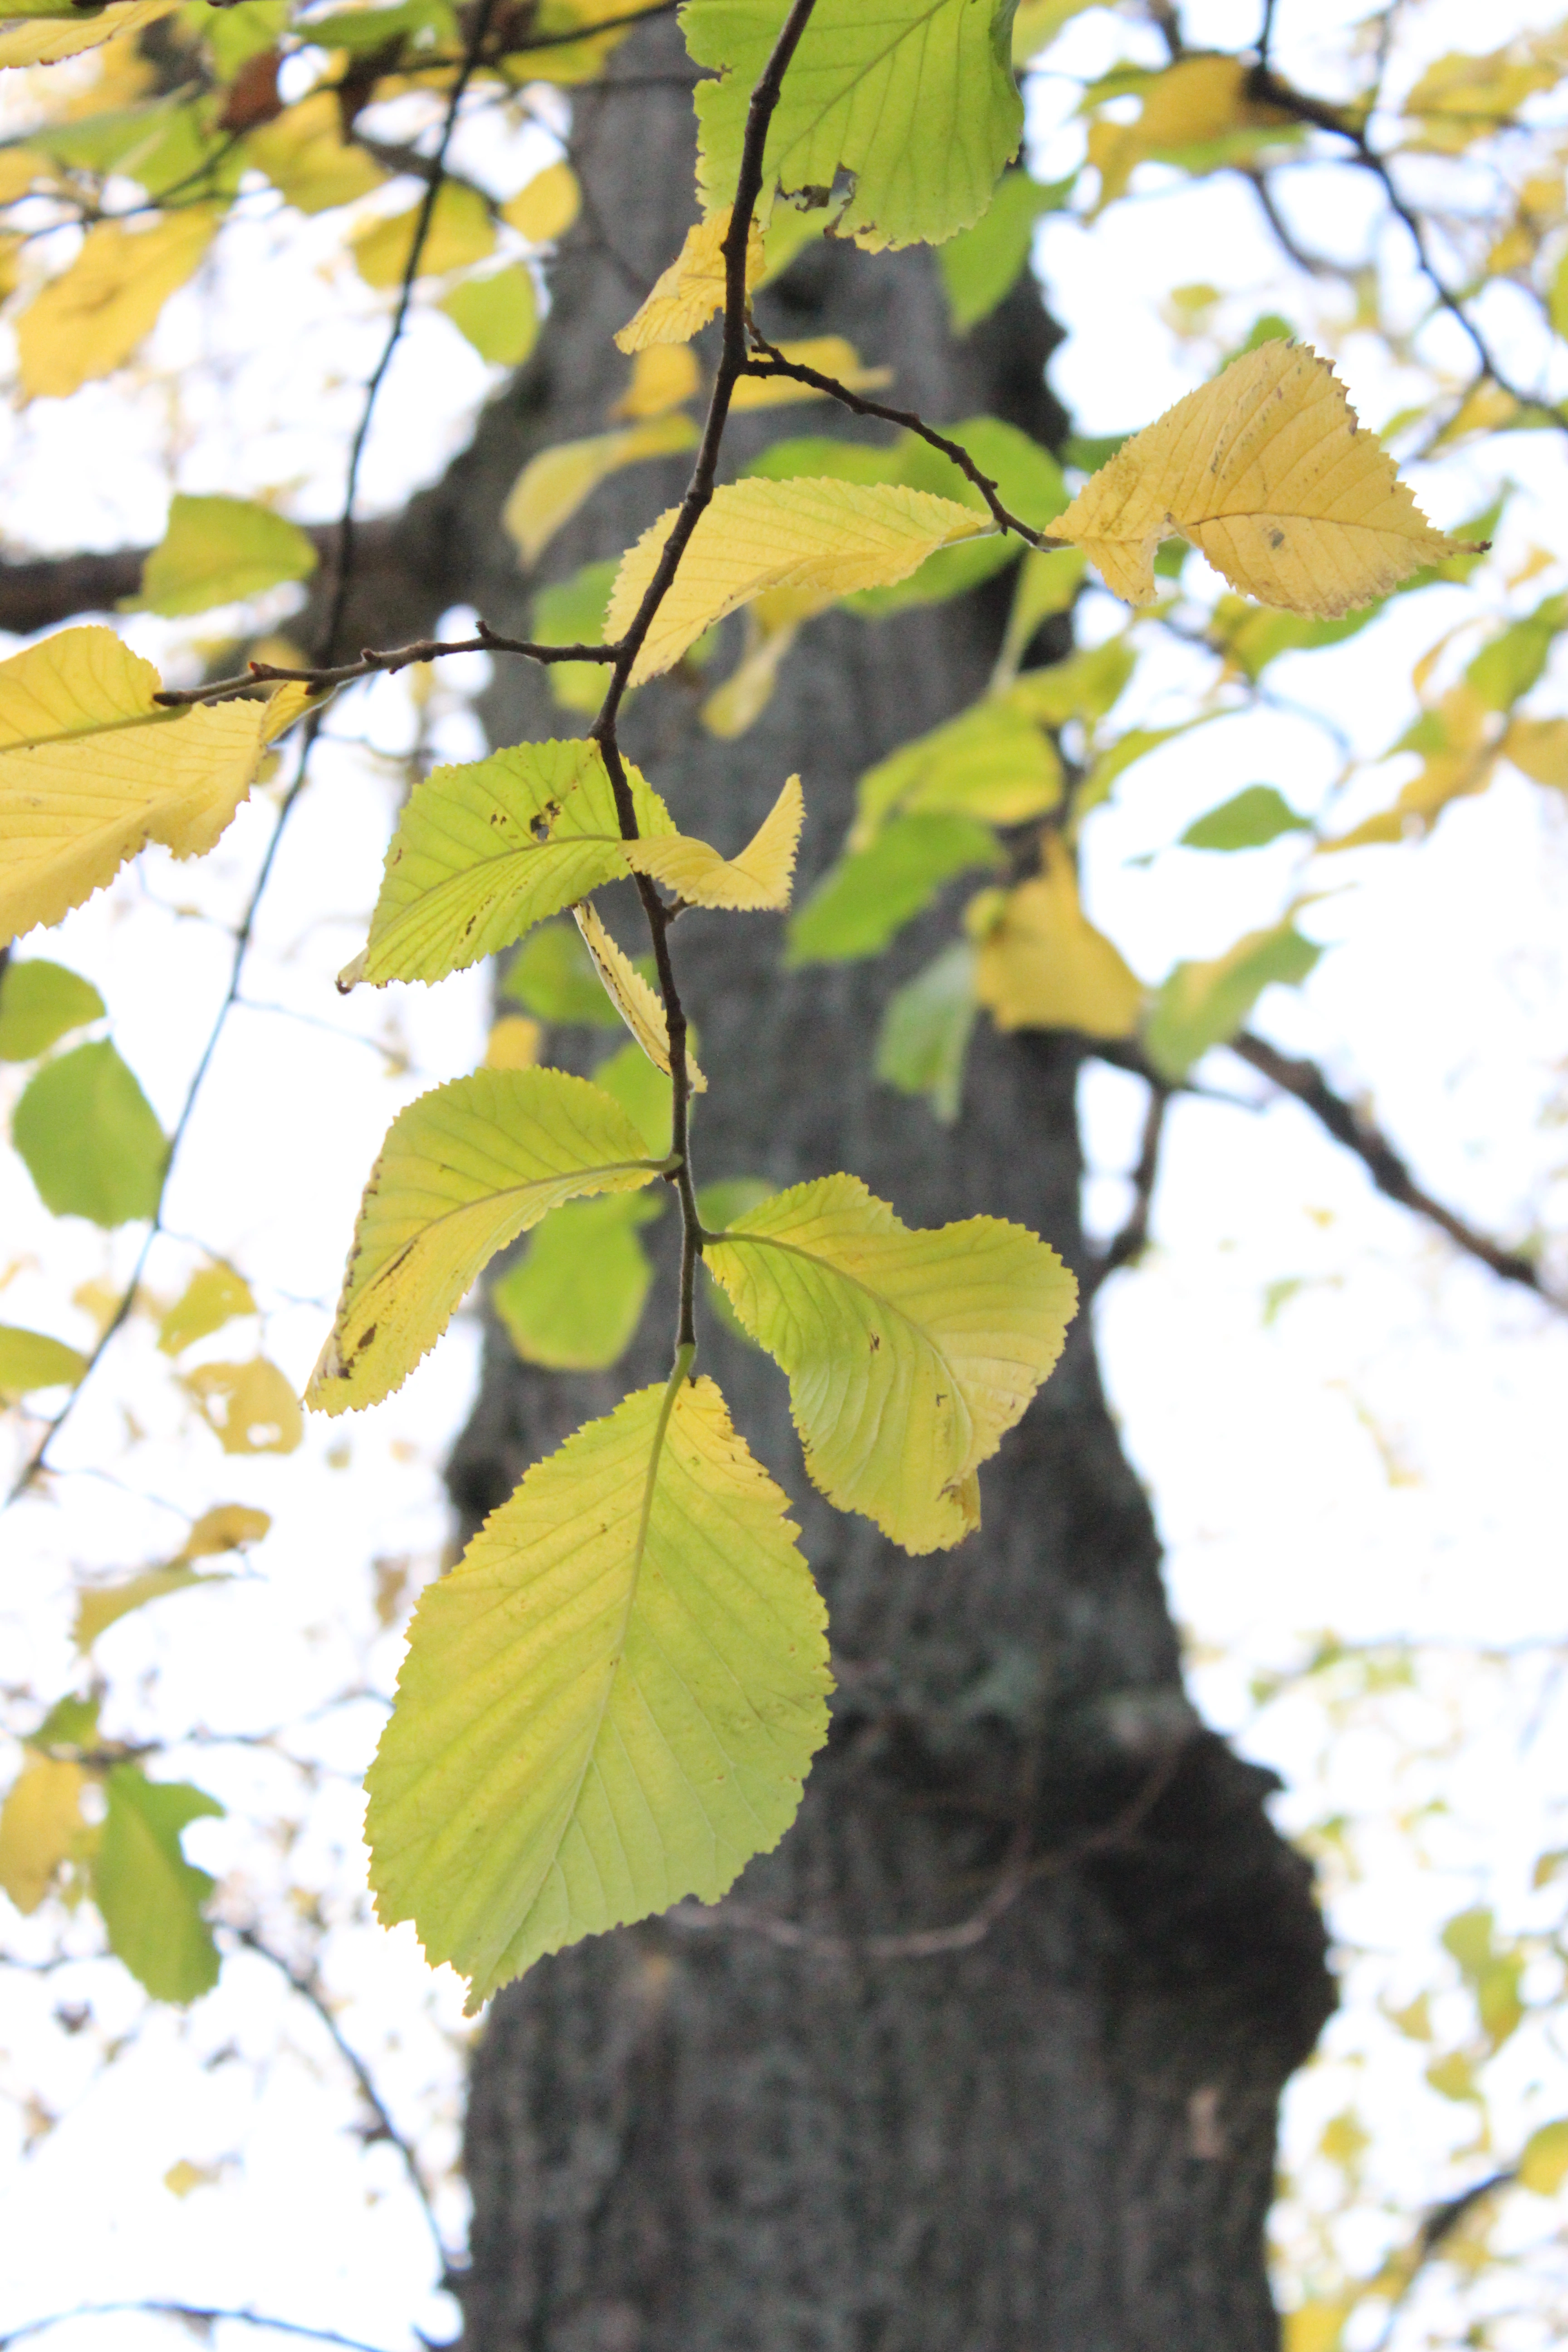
1365 2170 1517 2352
152 625 613 710
1085 1078 1170 1298
0 2307 417 2352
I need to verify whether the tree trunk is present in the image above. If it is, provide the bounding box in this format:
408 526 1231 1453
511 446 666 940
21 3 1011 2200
434 22 1333 2352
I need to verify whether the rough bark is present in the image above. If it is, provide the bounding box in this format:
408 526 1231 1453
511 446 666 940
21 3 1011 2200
439 23 1334 2352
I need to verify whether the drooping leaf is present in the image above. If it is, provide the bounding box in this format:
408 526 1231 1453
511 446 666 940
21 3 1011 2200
970 838 1143 1039
501 160 580 242
788 813 999 966
613 204 763 351
12 1040 167 1226
1144 919 1322 1080
874 940 978 1125
1181 785 1306 850
439 265 539 367
306 1066 669 1415
686 0 1023 251
351 181 494 288
0 1323 88 1399
133 493 317 617
366 1369 832 2005
573 905 707 1089
339 739 672 990
157 1264 255 1355
492 1189 662 1370
0 1756 88 1916
74 1564 227 1652
184 1358 303 1455
852 698 1062 845
938 169 1071 333
626 774 803 908
93 1767 224 2004
0 958 103 1061
728 336 892 411
503 414 699 568
705 1174 1078 1552
1051 342 1474 613
607 478 988 683
501 918 638 1027
17 207 218 401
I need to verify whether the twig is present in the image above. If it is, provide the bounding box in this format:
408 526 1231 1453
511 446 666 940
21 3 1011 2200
0 2307 414 2352
1085 1078 1170 1297
1365 2169 1517 2352
152 626 613 709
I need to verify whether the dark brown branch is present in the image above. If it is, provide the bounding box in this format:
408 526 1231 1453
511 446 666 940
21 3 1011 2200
1085 1079 1170 1298
152 624 614 707
1366 2170 1517 2352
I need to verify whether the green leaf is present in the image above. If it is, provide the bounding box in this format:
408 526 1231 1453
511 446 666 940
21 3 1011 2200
0 958 103 1061
705 1173 1077 1552
853 697 1062 843
306 1066 670 1415
848 419 1066 613
366 1368 832 2006
591 1039 673 1154
493 1190 662 1371
132 494 318 618
11 1039 167 1226
74 1563 224 1652
529 559 617 716
341 740 672 990
695 1178 774 1349
786 813 999 965
1009 638 1134 726
1180 785 1305 850
1465 592 1568 712
938 168 1070 333
0 1323 87 1399
191 0 289 75
1520 2118 1568 2197
742 435 906 490
874 940 977 1124
93 1767 224 2004
157 1263 255 1355
1144 920 1321 1080
501 919 653 1028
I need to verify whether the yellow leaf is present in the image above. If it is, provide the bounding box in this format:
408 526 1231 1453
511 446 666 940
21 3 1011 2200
163 2160 220 2198
1324 685 1498 850
613 205 763 352
1519 2117 1568 2196
366 1368 832 2006
243 92 384 216
1503 716 1568 792
625 775 802 910
181 1504 270 1558
705 1174 1078 1554
484 1014 542 1069
727 336 892 411
17 206 219 401
1283 2305 1349 2352
1051 341 1470 614
184 1358 303 1455
0 0 175 69
157 1264 255 1355
501 161 580 243
0 1756 86 1914
611 343 701 421
0 627 281 950
502 412 698 568
1089 56 1289 211
0 149 48 202
573 903 706 1091
700 588 832 738
307 1066 670 1416
74 1563 220 1652
607 478 988 684
971 837 1142 1038
352 182 494 290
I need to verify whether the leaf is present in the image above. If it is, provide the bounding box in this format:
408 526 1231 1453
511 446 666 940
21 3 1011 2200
706 1175 1077 1552
485 1014 543 1069
728 336 892 411
352 181 494 289
1144 919 1321 1080
495 0 667 83
574 905 707 1091
17 207 218 402
0 1324 87 1400
439 265 539 367
74 1564 225 1652
243 90 384 214
181 1502 270 1558
365 1369 832 2005
970 838 1143 1038
938 168 1070 333
493 1190 662 1370
502 413 699 567
157 1264 255 1355
0 626 285 950
529 557 619 715
613 205 763 351
1519 2119 1568 2197
12 1040 166 1226
1503 716 1568 792
612 343 701 420
686 0 1023 252
132 493 317 618
1324 685 1497 850
0 958 103 1061
501 918 637 1027
1181 785 1306 850
306 1065 669 1415
851 697 1062 846
993 547 1087 683
0 1757 87 1915
93 1767 223 2004
874 940 978 1126
626 775 803 909
592 1039 673 1154
1087 56 1291 211
339 739 673 990
787 813 998 965
606 477 987 684
0 0 176 69
501 160 580 242
843 418 1066 614
1465 591 1567 710
184 1358 303 1454
1051 342 1472 614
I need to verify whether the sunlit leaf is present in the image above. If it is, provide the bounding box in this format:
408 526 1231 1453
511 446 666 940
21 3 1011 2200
787 813 998 965
1502 715 1568 793
492 1189 662 1370
1144 918 1321 1079
484 1014 542 1069
502 413 699 567
243 90 384 214
93 1767 223 2004
352 181 494 289
501 917 636 1027
0 959 103 1061
874 940 978 1125
133 493 316 617
157 1264 255 1355
938 168 1070 333
439 265 539 367
1088 56 1291 211
970 837 1143 1039
1519 2118 1568 2197
12 1039 167 1226
181 1502 271 1558
852 697 1062 846
573 904 707 1090
1180 785 1305 850
184 1358 303 1454
612 343 701 420
17 207 218 401
74 1564 227 1652
0 1323 88 1400
613 204 763 351
0 1756 88 1916
626 774 803 909
728 336 892 411
0 0 176 69
501 160 580 242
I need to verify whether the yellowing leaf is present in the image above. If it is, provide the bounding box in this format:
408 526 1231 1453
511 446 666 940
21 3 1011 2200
611 343 701 420
1283 2306 1348 2352
352 182 494 289
502 413 699 568
700 587 832 738
0 1756 87 1915
0 1323 87 1400
1088 56 1289 211
971 837 1142 1039
728 336 892 411
851 697 1063 848
134 494 317 617
573 903 706 1091
0 627 284 949
0 956 103 1060
163 2160 220 2198
1504 716 1568 792
501 160 580 242
492 1190 661 1371
243 92 383 215
1324 685 1498 850
17 207 218 402
74 1563 223 1652
1519 2118 1568 2197
484 1014 542 1069
184 1358 303 1455
181 1503 270 1558
625 775 802 910
608 478 988 684
613 206 762 353
339 739 673 990
306 1065 669 1416
0 0 175 69
1052 342 1470 614
705 1174 1077 1553
439 265 538 368
1144 918 1320 1079
157 1264 255 1355
366 1368 831 2006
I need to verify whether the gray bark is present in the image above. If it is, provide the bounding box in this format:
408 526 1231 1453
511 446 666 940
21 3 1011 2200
436 22 1333 2352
